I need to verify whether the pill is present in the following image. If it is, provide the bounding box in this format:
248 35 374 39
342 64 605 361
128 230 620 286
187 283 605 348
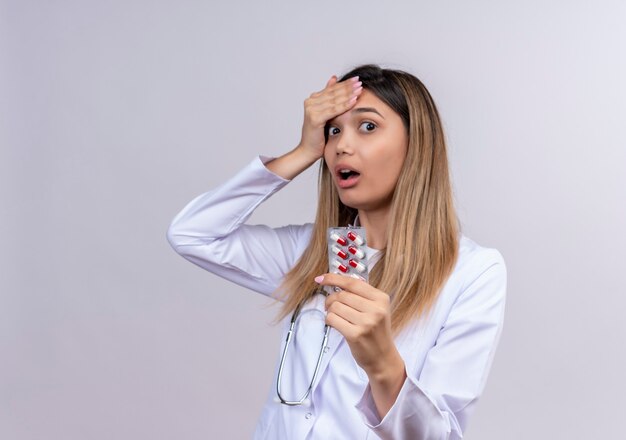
331 245 348 259
348 259 367 273
347 231 364 245
350 273 366 281
347 246 364 259
330 232 348 246
331 259 349 273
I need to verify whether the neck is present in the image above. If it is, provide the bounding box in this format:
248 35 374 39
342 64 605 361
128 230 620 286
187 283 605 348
357 207 390 251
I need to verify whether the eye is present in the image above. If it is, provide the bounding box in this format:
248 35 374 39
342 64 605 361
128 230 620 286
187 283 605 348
328 126 340 137
359 121 377 133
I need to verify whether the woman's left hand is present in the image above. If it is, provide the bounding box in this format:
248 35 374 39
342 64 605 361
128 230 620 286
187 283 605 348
316 273 407 418
315 273 403 378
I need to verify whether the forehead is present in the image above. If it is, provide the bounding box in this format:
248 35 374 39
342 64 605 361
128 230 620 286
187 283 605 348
328 89 394 123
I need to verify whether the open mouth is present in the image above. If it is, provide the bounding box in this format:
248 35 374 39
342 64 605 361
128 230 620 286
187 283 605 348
338 169 361 180
335 166 361 189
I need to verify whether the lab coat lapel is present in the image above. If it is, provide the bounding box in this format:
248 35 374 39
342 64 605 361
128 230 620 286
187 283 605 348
306 294 344 389
316 320 343 382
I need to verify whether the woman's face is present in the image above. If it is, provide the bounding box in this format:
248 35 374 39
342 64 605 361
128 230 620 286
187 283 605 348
324 89 408 212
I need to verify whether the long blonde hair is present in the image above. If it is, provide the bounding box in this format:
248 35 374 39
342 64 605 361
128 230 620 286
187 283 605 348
275 64 460 334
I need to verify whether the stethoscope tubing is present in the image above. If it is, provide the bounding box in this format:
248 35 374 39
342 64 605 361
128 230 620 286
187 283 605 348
276 294 331 406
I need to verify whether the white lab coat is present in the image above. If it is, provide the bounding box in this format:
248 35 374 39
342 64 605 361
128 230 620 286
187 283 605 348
167 155 507 440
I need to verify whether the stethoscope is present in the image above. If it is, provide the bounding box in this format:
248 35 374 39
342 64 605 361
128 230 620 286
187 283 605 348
276 288 333 406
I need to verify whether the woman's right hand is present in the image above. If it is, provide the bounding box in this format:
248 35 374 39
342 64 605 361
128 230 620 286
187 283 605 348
298 75 363 159
265 75 363 180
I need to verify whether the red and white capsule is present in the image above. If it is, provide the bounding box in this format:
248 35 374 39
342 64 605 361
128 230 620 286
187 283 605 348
330 232 348 246
348 259 367 273
331 245 348 259
347 246 364 259
347 231 364 245
331 259 349 273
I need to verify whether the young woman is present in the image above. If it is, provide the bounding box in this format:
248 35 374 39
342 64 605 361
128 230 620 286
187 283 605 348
167 64 507 439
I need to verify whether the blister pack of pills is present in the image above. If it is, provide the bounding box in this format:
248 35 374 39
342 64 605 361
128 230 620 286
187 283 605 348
325 227 369 294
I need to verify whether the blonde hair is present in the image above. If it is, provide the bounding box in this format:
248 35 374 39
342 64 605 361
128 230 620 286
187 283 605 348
275 64 460 334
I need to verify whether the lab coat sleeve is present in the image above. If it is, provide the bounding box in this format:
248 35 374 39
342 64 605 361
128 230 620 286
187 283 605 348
166 155 313 297
355 249 507 440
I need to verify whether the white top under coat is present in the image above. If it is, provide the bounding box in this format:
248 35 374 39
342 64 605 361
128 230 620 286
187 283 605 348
167 155 507 440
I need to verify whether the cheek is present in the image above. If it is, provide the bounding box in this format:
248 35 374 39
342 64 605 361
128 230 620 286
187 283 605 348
368 148 406 190
323 143 334 164
373 146 406 174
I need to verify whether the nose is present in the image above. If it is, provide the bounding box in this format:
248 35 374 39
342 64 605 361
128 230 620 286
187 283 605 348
335 128 354 156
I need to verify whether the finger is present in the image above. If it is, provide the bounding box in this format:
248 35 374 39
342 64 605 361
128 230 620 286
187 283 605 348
308 85 363 123
312 75 344 96
326 298 364 325
315 273 378 301
328 75 361 92
325 290 372 314
326 309 357 340
319 75 361 99
310 79 362 105
306 97 358 124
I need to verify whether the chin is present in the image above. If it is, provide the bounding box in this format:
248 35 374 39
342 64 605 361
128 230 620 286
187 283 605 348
338 190 393 213
338 195 374 212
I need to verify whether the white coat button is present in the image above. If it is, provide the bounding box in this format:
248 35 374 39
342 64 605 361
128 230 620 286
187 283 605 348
305 412 312 419
323 346 330 353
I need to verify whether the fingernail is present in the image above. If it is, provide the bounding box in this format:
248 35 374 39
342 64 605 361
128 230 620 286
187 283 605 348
314 275 324 283
350 76 360 82
352 81 362 89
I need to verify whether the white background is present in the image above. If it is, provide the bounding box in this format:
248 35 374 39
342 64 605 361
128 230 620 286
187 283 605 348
2 0 625 438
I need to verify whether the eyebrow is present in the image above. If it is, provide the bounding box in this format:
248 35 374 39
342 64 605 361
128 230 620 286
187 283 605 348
328 107 385 124
352 107 385 119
